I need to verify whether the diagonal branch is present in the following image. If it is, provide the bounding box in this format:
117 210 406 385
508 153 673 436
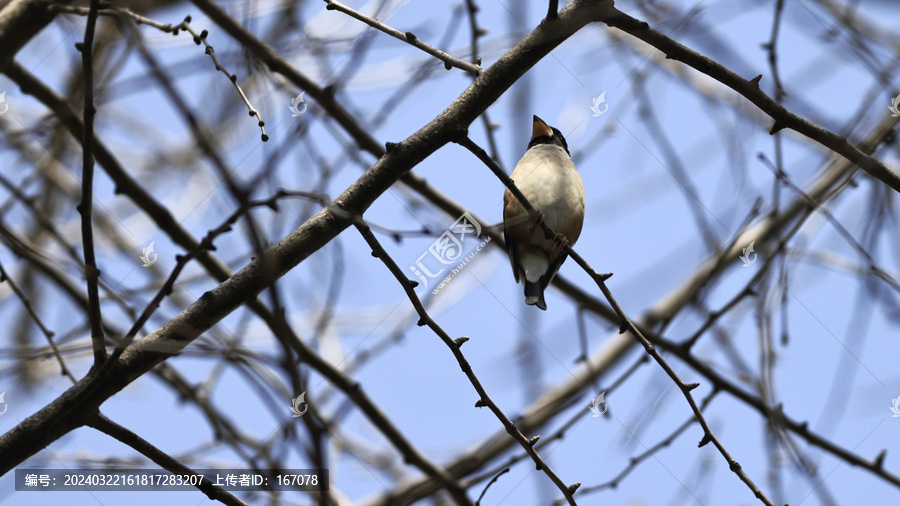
603 8 900 193
354 221 579 505
52 6 269 141
87 414 248 506
369 111 899 506
0 0 70 70
324 0 482 76
0 0 621 477
457 136 773 505
3 61 469 501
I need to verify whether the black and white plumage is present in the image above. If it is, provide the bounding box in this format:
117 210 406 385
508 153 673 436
503 115 585 310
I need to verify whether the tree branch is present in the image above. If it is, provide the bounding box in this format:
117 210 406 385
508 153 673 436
355 221 578 505
323 0 482 76
457 136 773 505
0 0 619 479
87 414 248 506
77 0 107 365
604 8 900 193
0 0 68 70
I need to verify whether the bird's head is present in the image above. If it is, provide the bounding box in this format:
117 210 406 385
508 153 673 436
529 115 570 155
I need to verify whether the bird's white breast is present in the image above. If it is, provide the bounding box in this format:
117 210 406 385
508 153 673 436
509 144 584 240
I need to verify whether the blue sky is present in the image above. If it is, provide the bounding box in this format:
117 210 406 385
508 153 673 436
2 0 900 505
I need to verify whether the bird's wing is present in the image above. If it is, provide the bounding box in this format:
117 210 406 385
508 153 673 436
539 247 569 293
502 188 521 283
503 188 541 284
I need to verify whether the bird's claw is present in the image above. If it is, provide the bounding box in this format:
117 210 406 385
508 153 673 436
528 210 545 233
551 233 569 256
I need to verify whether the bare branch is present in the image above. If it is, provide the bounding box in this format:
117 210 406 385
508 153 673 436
54 5 270 141
87 415 248 506
457 136 773 505
324 0 482 76
603 8 900 193
354 221 578 505
77 0 107 365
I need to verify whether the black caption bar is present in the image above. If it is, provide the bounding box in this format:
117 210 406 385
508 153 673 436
15 469 328 491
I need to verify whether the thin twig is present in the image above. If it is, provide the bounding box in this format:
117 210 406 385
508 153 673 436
658 325 900 488
457 135 774 505
759 153 900 294
324 0 482 76
354 221 579 505
54 5 269 142
462 353 649 494
0 261 74 383
77 0 107 366
573 391 719 500
463 0 501 165
597 275 773 504
107 190 336 361
763 0 787 101
475 467 509 505
629 74 720 251
680 284 756 350
87 414 247 506
546 0 560 21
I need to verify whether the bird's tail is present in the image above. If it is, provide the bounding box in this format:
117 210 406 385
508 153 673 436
524 281 547 310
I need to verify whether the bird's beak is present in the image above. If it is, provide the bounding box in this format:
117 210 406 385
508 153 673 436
532 115 553 140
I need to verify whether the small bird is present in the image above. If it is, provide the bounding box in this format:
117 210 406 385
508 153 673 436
503 115 585 310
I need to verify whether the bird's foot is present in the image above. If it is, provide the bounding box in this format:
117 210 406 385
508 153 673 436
527 210 545 234
551 233 569 256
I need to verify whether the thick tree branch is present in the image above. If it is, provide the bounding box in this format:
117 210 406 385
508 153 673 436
0 0 619 477
0 0 69 70
3 62 470 500
363 111 898 506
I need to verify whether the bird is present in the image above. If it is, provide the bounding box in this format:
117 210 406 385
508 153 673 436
503 115 585 310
